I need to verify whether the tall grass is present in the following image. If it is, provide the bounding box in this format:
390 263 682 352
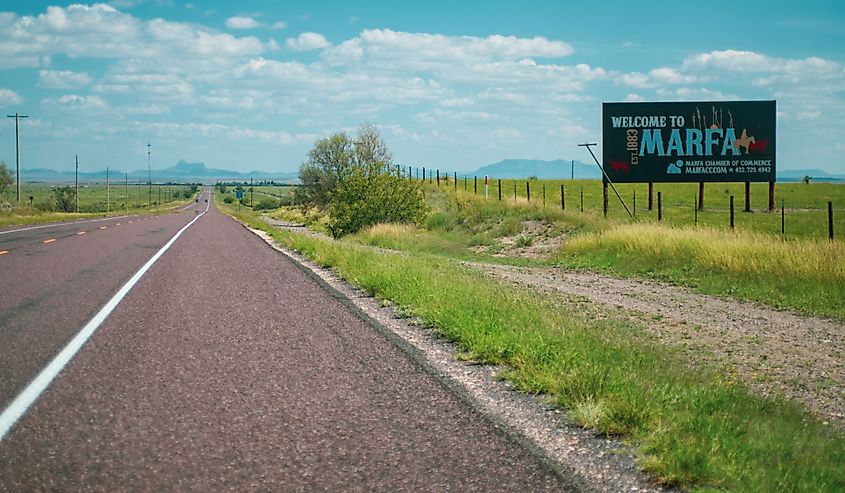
1 183 197 226
221 202 845 492
559 223 845 319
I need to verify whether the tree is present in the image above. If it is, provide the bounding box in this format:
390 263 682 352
0 161 13 196
802 175 812 184
295 132 354 207
353 123 392 175
298 123 427 237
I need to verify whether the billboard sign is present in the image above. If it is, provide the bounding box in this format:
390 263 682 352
602 101 776 183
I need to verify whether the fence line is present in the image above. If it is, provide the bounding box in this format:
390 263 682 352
405 167 840 240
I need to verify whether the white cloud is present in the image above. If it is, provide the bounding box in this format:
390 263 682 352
225 16 261 30
121 103 170 114
41 94 108 112
285 32 331 51
271 21 287 30
648 67 698 85
138 120 314 145
323 29 573 67
0 88 23 107
38 69 92 89
681 50 840 79
0 5 266 69
617 68 698 89
655 87 738 101
199 89 269 110
617 72 652 89
682 50 771 72
93 72 194 102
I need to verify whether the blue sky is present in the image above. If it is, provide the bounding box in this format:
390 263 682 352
1 1 844 175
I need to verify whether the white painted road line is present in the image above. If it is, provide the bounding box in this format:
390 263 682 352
0 202 209 442
0 216 130 236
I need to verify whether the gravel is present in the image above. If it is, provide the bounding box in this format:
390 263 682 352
471 264 845 425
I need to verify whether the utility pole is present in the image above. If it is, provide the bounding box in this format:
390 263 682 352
6 112 28 202
106 166 110 213
125 173 128 211
147 141 151 207
75 155 79 213
571 159 574 180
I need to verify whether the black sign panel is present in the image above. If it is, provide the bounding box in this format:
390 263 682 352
602 101 776 183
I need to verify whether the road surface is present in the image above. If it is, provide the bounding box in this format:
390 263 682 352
0 191 575 491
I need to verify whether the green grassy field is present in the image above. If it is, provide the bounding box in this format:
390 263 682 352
437 178 845 240
0 182 198 226
356 182 844 319
217 192 845 492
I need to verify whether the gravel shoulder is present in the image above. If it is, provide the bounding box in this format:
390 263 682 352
470 264 845 425
264 214 844 425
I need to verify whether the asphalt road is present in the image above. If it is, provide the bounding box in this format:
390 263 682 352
0 192 575 491
0 197 206 411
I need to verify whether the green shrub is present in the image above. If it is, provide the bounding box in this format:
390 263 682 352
53 186 76 212
223 196 234 204
328 169 427 238
253 197 281 210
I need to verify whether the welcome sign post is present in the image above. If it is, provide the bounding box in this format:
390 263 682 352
602 101 776 211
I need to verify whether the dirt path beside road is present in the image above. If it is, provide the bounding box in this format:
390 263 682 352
472 264 845 424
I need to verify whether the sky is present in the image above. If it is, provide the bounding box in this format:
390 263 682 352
1 0 844 175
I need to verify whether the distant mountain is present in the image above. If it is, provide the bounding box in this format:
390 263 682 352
777 168 845 182
465 160 845 182
22 160 299 183
467 159 601 179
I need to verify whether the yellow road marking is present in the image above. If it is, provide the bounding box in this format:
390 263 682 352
0 250 8 255
43 238 56 244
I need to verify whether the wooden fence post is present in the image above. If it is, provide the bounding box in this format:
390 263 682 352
829 201 834 241
730 195 735 230
648 182 654 210
657 191 662 222
744 181 751 212
769 181 775 211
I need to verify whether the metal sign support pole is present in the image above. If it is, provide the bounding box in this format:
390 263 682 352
579 142 633 218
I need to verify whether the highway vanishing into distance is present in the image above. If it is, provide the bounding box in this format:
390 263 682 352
0 190 575 491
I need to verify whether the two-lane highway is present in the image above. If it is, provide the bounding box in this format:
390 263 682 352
0 191 576 491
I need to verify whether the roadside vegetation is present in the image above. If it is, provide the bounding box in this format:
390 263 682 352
217 195 845 492
318 181 844 319
0 178 200 227
295 123 426 238
213 132 845 490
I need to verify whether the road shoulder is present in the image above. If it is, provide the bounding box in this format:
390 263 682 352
243 223 673 493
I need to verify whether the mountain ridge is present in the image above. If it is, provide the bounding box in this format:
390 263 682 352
22 160 298 183
16 159 845 183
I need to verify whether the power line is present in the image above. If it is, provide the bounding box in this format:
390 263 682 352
6 112 28 202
